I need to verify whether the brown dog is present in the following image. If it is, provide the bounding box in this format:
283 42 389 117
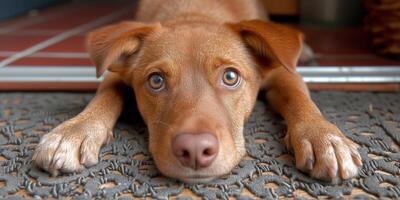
33 0 362 183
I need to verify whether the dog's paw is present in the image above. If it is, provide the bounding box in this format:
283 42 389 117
285 119 362 181
32 118 112 176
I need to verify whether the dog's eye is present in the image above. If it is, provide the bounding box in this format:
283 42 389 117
148 73 165 91
222 69 241 88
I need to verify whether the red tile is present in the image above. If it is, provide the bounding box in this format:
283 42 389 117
1 29 65 36
0 2 91 31
24 15 96 30
10 57 93 66
0 56 8 62
299 26 372 55
316 56 400 66
41 36 87 52
76 12 135 35
308 83 400 92
21 4 130 31
0 35 50 51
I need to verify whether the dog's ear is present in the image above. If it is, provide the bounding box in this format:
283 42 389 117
87 21 161 78
227 20 303 72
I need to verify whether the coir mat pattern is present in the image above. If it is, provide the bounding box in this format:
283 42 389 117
0 92 399 199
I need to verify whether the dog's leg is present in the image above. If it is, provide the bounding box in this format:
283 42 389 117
264 67 362 181
33 74 125 176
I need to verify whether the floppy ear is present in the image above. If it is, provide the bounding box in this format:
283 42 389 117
86 21 161 78
227 20 303 72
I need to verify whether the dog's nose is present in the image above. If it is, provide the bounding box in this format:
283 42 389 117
172 133 218 170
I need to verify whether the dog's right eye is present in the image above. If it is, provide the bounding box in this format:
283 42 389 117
148 73 165 92
222 68 241 89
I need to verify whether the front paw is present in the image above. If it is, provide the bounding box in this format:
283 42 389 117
32 118 112 176
285 119 362 181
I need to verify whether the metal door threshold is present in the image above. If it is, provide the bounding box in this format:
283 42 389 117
0 66 400 83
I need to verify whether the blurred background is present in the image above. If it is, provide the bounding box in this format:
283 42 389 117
0 0 399 91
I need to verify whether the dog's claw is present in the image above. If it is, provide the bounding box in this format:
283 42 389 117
53 158 64 169
305 158 314 171
352 152 363 167
80 155 86 165
50 169 59 177
328 166 337 179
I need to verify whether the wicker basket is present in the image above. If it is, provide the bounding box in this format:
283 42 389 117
364 0 400 59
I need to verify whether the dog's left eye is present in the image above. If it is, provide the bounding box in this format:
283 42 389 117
148 73 165 91
222 68 241 88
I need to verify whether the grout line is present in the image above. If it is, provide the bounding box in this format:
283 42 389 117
0 51 89 58
0 7 132 68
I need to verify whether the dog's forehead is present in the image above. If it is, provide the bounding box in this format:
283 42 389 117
145 24 243 56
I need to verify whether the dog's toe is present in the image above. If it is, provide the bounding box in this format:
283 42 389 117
332 138 361 179
79 135 104 167
293 140 314 172
50 136 85 173
310 144 339 180
33 133 63 172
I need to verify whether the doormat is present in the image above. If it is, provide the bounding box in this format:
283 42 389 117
0 92 399 199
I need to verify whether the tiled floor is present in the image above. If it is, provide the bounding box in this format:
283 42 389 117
0 0 134 68
0 0 399 91
299 26 400 66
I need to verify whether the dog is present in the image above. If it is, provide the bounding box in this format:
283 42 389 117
33 0 362 183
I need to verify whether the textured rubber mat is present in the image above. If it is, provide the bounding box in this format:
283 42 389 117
0 92 399 199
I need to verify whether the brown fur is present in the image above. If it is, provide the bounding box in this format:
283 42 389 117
33 0 361 183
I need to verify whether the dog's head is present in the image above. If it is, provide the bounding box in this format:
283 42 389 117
87 20 302 182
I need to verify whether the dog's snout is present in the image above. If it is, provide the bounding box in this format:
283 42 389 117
172 133 218 170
